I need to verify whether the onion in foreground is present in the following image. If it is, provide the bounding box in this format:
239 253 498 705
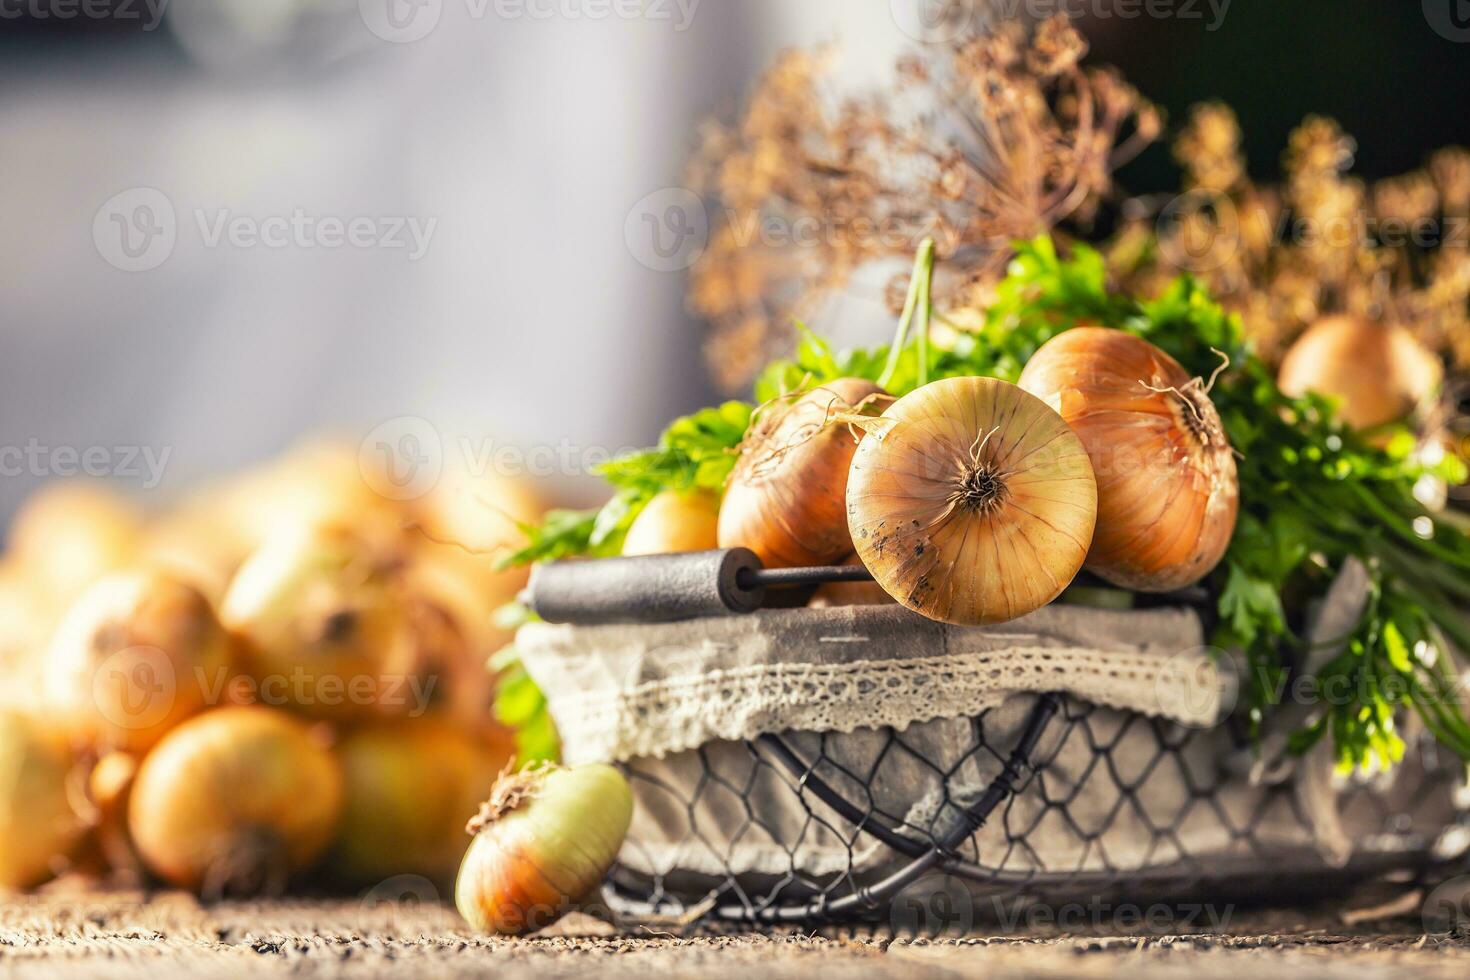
1018 327 1238 592
456 764 632 936
846 377 1097 625
0 713 85 889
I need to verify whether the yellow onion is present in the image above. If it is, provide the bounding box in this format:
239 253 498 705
9 483 141 606
45 569 233 753
0 712 86 888
333 718 514 886
622 488 720 556
220 523 422 721
719 378 886 568
128 706 343 894
1018 327 1238 592
846 377 1097 625
87 750 142 880
1278 315 1442 431
456 764 632 935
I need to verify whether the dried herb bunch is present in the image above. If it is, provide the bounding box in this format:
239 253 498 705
1111 103 1470 375
689 14 1159 391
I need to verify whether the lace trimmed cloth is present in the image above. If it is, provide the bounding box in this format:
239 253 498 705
517 602 1226 765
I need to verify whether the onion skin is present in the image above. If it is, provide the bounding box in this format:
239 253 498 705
456 764 632 936
45 570 234 754
719 378 885 568
128 706 343 894
1018 328 1239 592
333 718 513 887
1278 315 1442 431
622 489 720 556
847 377 1097 625
220 524 421 721
10 483 141 606
0 713 85 889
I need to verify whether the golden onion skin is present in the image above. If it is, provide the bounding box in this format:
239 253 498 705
0 713 85 889
1018 328 1239 592
622 489 720 556
1278 315 1442 431
128 706 343 894
846 377 1097 625
719 378 884 568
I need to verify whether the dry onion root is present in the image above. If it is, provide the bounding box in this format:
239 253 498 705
718 378 887 568
845 377 1098 626
456 763 632 936
128 706 343 895
1018 328 1239 592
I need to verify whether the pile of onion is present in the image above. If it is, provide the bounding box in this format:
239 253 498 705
1277 315 1442 431
1018 328 1239 592
456 764 632 936
845 376 1098 625
332 717 513 886
128 706 343 894
45 569 233 753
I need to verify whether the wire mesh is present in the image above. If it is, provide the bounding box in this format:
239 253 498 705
603 693 1468 926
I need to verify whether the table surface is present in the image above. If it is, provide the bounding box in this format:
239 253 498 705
1 882 1469 979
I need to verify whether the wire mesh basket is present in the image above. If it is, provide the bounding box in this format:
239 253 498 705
602 694 1467 926
517 598 1470 928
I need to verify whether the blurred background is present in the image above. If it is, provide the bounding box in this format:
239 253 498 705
4 0 1470 519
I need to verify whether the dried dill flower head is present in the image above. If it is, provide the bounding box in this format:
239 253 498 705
1113 103 1470 382
688 14 1158 392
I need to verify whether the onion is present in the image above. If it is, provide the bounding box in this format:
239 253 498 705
333 718 514 886
45 569 233 753
718 378 886 568
456 764 632 935
0 712 86 888
128 706 343 894
87 750 141 880
220 524 422 721
10 483 141 606
622 489 720 556
1018 328 1239 592
845 377 1097 625
1278 315 1443 431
